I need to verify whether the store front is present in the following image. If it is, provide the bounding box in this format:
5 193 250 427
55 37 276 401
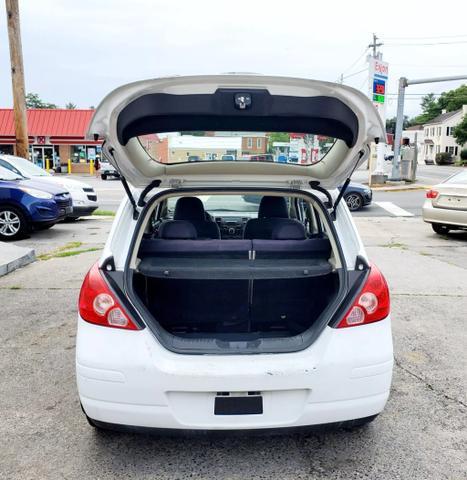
0 108 102 173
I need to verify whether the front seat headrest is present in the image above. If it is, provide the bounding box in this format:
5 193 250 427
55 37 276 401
159 220 197 239
174 197 206 221
258 196 288 218
271 220 306 240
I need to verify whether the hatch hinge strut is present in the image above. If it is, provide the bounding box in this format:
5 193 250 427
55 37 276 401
331 150 365 220
108 147 139 220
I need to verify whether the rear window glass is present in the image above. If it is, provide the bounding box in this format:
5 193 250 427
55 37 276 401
138 131 336 165
444 171 467 185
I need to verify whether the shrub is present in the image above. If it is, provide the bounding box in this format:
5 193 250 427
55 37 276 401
435 152 454 165
460 149 467 164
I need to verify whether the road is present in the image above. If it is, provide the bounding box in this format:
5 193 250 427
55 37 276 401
75 164 463 219
1 216 466 480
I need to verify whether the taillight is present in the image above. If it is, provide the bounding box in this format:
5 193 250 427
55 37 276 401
337 264 390 328
426 190 439 199
79 262 139 330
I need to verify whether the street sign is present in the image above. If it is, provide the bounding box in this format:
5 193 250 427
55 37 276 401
368 57 389 121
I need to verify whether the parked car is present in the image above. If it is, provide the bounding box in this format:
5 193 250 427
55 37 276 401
340 182 372 211
221 154 235 161
187 155 201 162
0 155 98 219
0 166 72 240
99 160 120 180
77 75 392 434
244 183 372 212
422 170 467 234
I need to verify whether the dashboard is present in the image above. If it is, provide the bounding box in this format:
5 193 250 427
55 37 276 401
214 215 251 239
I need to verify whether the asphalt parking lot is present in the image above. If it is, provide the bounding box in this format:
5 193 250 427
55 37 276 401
1 215 466 480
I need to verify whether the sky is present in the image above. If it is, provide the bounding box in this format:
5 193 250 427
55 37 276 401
1 0 467 119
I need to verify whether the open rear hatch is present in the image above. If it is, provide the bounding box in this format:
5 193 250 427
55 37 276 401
89 75 384 354
87 74 385 193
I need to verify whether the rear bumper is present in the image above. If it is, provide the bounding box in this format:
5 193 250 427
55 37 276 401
422 200 467 228
68 205 98 218
76 316 393 431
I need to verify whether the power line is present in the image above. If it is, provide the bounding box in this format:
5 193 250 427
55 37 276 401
340 47 369 76
342 68 367 80
384 34 467 40
385 40 467 46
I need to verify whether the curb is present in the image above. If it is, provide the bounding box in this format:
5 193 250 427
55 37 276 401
371 185 432 192
0 244 36 277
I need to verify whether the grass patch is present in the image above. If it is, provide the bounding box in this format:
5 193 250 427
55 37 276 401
38 242 102 260
92 210 116 216
379 241 408 250
9 285 21 290
53 247 101 258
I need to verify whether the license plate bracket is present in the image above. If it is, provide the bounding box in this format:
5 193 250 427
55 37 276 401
214 395 263 415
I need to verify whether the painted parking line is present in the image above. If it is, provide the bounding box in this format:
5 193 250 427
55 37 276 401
374 201 414 217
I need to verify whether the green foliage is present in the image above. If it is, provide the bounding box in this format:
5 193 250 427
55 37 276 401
386 116 410 134
410 85 467 125
25 92 57 109
267 132 290 153
453 115 467 146
460 149 467 161
65 102 76 109
435 152 454 165
437 85 467 113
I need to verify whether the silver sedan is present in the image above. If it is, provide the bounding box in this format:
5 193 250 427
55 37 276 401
422 170 467 234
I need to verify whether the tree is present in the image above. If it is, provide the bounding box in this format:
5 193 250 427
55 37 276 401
25 92 57 109
267 132 290 153
65 102 76 109
437 84 467 113
453 115 467 146
386 116 410 134
411 93 440 125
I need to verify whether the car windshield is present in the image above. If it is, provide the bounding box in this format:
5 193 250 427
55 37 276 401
167 195 262 214
0 165 23 181
138 131 336 165
1 156 50 177
444 171 467 185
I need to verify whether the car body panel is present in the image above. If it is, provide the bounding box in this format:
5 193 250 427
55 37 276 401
87 75 385 189
0 176 72 227
422 176 467 229
77 315 393 430
0 155 98 217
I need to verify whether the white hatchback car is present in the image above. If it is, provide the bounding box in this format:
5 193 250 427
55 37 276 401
0 154 98 219
76 75 393 433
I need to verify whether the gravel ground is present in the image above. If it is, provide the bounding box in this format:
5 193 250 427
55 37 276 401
0 217 466 480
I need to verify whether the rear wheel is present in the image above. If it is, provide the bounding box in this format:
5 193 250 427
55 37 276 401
344 193 363 211
432 223 450 235
101 174 107 180
0 207 28 241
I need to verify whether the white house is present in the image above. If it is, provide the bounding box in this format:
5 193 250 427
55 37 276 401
423 105 467 163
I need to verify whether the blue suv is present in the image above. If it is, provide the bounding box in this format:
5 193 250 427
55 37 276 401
0 166 72 240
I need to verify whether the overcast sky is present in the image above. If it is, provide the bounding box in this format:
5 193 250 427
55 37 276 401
1 0 466 118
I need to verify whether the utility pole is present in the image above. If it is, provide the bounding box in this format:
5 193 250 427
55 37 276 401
368 33 383 58
5 0 29 159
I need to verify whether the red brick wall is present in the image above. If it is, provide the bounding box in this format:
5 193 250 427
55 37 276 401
241 136 267 154
154 137 169 163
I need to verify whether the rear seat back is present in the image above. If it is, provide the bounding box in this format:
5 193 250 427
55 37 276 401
253 221 331 259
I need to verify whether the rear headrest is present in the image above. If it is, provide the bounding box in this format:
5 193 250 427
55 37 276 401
258 196 288 218
174 197 206 221
159 220 197 239
271 220 306 240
